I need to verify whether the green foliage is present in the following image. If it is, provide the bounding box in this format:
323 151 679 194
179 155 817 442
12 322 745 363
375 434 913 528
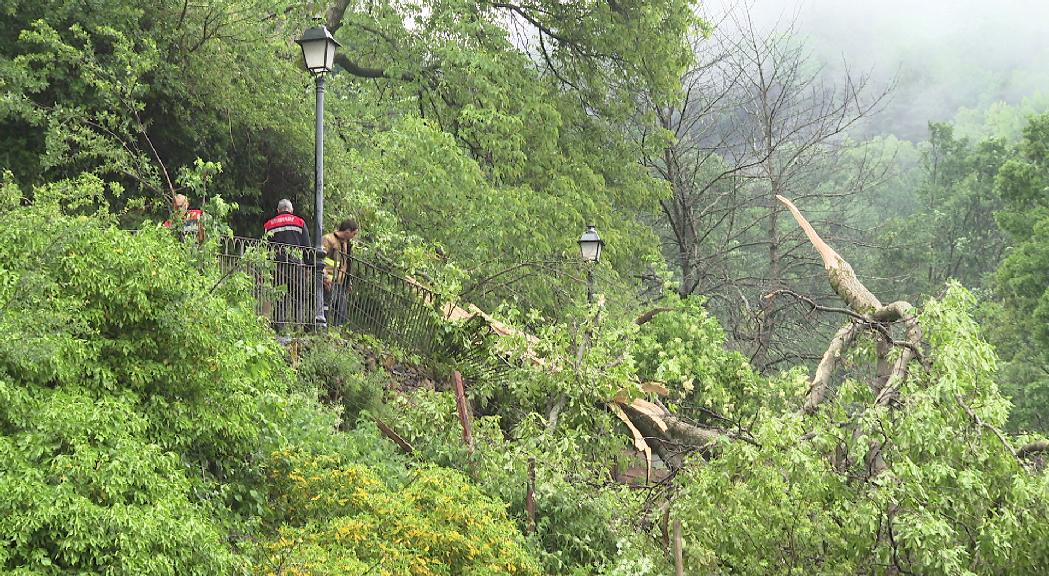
952 93 1049 142
257 449 541 576
876 123 1009 300
1 0 707 564
632 295 783 424
0 187 291 572
0 185 550 574
986 113 1049 432
296 338 386 426
0 386 239 575
0 196 284 469
676 285 1049 574
0 170 21 210
862 115 1049 433
1 0 699 315
9 3 1049 574
1 0 314 228
386 387 666 575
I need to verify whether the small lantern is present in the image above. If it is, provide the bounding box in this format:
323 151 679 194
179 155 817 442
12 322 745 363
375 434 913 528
578 225 604 263
295 25 341 75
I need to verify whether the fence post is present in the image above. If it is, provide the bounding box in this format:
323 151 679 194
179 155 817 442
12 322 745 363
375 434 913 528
526 457 536 535
673 518 684 576
453 370 474 454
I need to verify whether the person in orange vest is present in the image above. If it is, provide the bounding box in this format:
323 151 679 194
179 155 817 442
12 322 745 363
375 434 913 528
322 218 358 326
263 199 313 331
163 194 205 242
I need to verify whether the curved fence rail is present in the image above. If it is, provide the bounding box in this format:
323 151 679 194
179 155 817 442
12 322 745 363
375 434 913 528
217 236 508 382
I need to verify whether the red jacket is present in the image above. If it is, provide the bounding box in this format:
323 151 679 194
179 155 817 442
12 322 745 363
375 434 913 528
263 211 312 250
163 208 204 241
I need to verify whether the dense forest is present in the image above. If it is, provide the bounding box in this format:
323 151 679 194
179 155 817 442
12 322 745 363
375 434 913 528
2 0 1048 574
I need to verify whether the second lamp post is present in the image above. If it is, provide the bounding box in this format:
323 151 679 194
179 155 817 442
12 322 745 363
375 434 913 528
578 225 604 304
296 25 340 328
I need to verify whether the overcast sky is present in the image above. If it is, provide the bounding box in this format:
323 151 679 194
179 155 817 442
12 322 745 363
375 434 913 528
712 0 1049 138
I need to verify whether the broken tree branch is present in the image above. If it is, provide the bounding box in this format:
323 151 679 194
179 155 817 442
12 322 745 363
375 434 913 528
776 195 882 315
956 393 1019 463
526 457 536 534
635 307 678 326
452 371 475 455
1017 440 1049 460
765 288 870 323
778 194 926 409
373 417 414 454
619 400 729 458
803 322 860 414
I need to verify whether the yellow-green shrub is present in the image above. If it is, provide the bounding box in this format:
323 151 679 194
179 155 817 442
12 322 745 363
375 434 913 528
258 450 541 576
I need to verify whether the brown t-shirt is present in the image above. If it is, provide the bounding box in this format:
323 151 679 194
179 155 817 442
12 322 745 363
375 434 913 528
322 232 351 284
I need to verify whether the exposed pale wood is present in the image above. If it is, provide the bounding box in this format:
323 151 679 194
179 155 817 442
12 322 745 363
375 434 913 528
778 195 924 410
630 399 669 433
776 195 882 315
619 401 725 456
610 403 652 483
803 322 860 414
641 381 670 396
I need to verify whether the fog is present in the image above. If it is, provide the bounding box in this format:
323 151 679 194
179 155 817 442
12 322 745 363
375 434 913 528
711 0 1049 139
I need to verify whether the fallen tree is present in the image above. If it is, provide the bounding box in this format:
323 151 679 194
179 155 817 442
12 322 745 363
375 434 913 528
614 195 1047 468
604 196 1049 573
407 194 1049 573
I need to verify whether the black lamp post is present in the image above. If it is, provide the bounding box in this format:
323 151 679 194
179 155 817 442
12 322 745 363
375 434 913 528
296 25 340 328
578 225 603 305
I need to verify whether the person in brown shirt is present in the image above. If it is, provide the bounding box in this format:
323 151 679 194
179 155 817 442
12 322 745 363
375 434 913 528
322 219 358 326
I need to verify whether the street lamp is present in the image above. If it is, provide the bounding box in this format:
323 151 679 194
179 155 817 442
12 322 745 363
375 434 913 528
578 225 603 304
296 25 340 328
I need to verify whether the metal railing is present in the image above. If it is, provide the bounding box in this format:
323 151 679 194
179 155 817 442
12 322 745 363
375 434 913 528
218 236 320 331
218 236 508 381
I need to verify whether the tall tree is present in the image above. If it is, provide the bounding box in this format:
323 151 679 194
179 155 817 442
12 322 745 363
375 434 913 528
314 0 702 314
643 7 888 370
987 113 1049 432
0 0 316 229
1 0 703 315
875 123 1009 301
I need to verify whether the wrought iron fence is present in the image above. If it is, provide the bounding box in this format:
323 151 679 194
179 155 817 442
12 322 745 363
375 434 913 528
218 236 320 332
217 236 509 382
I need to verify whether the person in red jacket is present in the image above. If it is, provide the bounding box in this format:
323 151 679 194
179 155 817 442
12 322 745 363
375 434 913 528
163 194 205 242
263 199 313 331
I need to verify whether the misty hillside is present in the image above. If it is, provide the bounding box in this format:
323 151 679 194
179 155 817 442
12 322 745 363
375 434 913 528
731 0 1049 139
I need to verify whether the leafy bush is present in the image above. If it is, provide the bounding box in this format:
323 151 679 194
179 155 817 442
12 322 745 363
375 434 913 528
0 189 547 574
674 287 1049 574
0 386 239 575
386 389 665 575
0 191 290 572
296 338 385 426
257 449 541 575
632 296 779 423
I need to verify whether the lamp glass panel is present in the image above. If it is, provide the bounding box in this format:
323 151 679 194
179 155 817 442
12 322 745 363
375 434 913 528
580 241 600 262
324 39 337 71
302 40 327 71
